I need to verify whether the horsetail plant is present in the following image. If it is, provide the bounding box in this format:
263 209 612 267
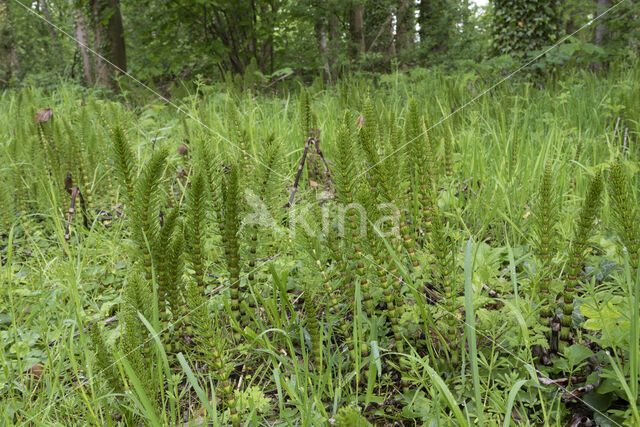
405 99 438 250
88 325 122 393
76 110 93 208
243 135 280 327
110 125 135 203
186 173 207 291
430 201 459 364
608 158 639 271
155 207 185 356
299 88 315 139
0 172 13 237
534 161 557 346
561 172 603 348
303 280 323 372
443 137 453 178
226 98 251 185
333 115 362 356
185 279 238 426
119 274 157 409
131 149 167 283
221 165 243 339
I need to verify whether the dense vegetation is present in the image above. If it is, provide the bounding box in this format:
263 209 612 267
2 0 640 87
2 0 640 425
1 61 639 425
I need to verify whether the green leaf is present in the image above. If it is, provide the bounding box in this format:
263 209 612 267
563 344 594 368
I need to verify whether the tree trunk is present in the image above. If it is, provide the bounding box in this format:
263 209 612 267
396 0 414 52
70 0 94 85
418 0 452 53
38 0 59 45
387 6 396 56
91 0 126 88
91 0 110 86
106 0 126 72
595 0 611 46
592 0 611 71
315 18 330 80
259 1 278 74
328 14 339 79
350 2 365 58
0 0 20 84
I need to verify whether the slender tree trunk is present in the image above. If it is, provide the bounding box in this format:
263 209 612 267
315 18 330 80
91 0 110 86
106 0 126 72
91 0 126 87
70 0 94 85
418 0 428 43
38 0 59 44
396 0 414 52
328 15 339 79
593 0 611 71
0 0 20 84
9 45 18 76
259 1 277 74
350 2 365 58
387 6 396 57
595 0 611 46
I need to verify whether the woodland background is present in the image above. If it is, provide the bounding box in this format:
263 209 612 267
1 0 640 90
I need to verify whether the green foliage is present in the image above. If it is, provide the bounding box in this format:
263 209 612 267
491 0 563 58
334 405 372 426
88 325 121 393
120 274 156 404
3 66 640 425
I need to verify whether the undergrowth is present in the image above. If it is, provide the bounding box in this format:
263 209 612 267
1 64 640 425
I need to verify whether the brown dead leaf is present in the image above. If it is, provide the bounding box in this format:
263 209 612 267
28 362 45 379
34 108 53 123
177 143 188 156
65 172 74 194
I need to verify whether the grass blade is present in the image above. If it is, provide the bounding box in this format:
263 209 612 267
503 379 527 427
464 238 483 423
177 352 219 425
